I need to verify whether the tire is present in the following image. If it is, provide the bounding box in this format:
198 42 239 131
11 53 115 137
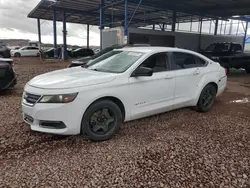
196 84 217 112
37 53 40 57
14 53 21 57
81 100 123 141
245 67 250 74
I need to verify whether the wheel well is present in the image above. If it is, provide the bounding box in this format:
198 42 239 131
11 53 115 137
90 97 126 121
207 82 218 93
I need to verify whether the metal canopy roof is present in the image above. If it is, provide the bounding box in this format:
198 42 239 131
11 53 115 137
28 0 250 27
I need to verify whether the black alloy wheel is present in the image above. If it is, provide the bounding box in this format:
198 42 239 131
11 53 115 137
81 100 122 141
197 84 217 112
89 108 115 135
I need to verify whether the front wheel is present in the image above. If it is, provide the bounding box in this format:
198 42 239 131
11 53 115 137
81 100 122 141
197 84 217 112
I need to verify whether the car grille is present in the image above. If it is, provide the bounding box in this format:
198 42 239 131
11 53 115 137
24 92 41 105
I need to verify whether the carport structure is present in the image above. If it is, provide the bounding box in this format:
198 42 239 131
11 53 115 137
28 0 250 60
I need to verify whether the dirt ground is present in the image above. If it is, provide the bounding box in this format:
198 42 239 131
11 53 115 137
0 57 250 188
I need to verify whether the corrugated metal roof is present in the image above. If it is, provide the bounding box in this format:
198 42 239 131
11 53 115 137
28 0 250 27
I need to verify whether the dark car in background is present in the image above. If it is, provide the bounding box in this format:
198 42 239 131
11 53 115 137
0 58 17 90
201 42 250 74
43 48 72 58
71 48 94 58
0 42 11 58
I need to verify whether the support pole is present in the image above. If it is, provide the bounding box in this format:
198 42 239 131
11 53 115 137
243 21 248 51
162 24 165 31
62 10 68 60
124 0 128 43
37 19 41 50
87 24 90 49
153 24 155 30
198 17 203 51
53 9 58 58
214 19 218 35
172 11 176 32
100 0 105 50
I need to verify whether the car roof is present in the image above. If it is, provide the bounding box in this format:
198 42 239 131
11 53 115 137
119 46 197 54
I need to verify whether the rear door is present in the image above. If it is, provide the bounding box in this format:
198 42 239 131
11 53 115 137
29 47 39 56
170 52 207 108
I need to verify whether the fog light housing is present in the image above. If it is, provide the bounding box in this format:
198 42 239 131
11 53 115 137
39 121 66 129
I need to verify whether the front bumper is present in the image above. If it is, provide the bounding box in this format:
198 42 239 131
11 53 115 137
22 101 82 135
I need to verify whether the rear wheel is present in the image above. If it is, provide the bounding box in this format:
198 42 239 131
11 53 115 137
197 84 217 112
81 100 122 141
245 67 250 74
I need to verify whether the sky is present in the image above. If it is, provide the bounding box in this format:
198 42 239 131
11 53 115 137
0 0 100 46
0 0 249 46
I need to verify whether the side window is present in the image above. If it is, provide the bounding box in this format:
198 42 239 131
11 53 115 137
172 52 197 70
195 56 207 67
140 53 168 73
233 44 242 52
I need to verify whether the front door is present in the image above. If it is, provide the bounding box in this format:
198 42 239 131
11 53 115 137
129 52 175 120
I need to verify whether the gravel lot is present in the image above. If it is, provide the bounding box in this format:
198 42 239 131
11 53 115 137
0 58 250 188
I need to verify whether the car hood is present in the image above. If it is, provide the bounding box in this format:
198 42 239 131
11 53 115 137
28 67 117 89
72 56 93 64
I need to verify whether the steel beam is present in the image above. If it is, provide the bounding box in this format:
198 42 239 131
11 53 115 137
124 0 128 36
62 10 68 60
198 17 203 50
243 21 248 51
172 11 176 32
53 9 57 58
87 24 90 49
100 0 105 50
214 19 218 35
37 19 41 50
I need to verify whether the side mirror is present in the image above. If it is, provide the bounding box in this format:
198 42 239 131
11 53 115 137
132 67 153 77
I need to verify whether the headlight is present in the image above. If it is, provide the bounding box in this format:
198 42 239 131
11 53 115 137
39 93 78 103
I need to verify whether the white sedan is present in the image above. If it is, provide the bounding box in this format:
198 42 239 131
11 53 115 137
11 46 40 57
22 47 227 141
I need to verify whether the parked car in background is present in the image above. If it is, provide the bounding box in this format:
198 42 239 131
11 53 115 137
201 42 250 74
71 48 94 58
11 46 40 57
43 48 72 58
68 45 124 67
0 58 17 90
0 42 11 58
22 47 227 141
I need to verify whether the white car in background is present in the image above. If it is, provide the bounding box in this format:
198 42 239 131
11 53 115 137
22 47 227 141
11 46 40 57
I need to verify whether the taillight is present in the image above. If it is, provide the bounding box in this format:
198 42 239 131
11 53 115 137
225 68 228 76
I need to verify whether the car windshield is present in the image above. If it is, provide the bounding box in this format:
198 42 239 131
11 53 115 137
74 48 82 52
87 50 144 73
205 44 216 52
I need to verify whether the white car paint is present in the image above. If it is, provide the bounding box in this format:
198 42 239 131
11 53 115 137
22 47 227 135
11 46 39 57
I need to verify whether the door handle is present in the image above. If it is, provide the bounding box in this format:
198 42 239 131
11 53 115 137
193 70 200 75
